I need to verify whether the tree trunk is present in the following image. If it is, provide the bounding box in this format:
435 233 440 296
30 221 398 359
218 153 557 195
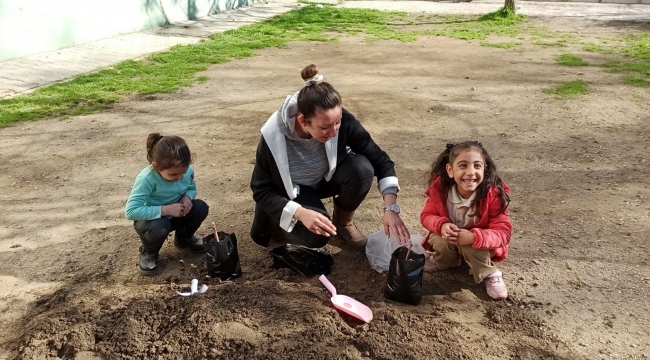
504 0 515 13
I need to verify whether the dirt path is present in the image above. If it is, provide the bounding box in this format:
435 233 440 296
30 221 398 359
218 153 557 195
0 17 649 360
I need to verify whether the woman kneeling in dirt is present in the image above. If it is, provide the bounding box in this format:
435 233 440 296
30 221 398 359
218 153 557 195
250 64 410 249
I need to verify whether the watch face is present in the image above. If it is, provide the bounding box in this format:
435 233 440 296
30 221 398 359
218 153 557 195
389 204 400 213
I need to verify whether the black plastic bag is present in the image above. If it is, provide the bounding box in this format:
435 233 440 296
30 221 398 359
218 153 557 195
269 244 333 277
384 246 425 305
204 231 242 281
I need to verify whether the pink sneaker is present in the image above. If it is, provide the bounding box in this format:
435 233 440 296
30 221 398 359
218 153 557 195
485 271 508 300
424 253 439 272
423 252 462 272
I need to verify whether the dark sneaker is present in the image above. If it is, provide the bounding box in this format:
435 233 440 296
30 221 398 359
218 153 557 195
174 235 205 253
139 251 159 275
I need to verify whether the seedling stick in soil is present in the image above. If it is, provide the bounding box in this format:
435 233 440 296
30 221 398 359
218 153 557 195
212 222 219 242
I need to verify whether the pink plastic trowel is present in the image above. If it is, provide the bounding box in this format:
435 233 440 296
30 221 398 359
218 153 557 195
319 275 373 323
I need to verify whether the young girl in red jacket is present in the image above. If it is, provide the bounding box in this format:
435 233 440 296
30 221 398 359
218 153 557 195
421 141 512 300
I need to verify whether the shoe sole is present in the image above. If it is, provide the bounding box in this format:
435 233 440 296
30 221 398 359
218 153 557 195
486 290 508 300
139 266 159 276
174 241 205 254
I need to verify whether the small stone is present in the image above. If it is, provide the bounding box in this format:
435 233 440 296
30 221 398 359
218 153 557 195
626 232 632 236
413 86 418 89
119 174 125 177
11 182 16 186
577 72 584 75
10 244 21 248
532 259 541 265
100 226 108 230
465 76 469 79
470 87 476 91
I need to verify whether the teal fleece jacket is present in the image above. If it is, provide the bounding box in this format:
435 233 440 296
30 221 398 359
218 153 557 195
125 165 197 221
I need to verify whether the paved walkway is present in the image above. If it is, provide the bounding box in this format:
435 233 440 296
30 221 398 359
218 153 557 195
1 0 648 100
0 0 302 100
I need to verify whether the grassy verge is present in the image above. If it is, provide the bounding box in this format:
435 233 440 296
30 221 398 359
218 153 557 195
1 5 536 127
543 80 589 98
0 5 411 127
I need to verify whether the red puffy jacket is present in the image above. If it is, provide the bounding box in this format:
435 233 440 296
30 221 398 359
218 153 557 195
420 177 513 262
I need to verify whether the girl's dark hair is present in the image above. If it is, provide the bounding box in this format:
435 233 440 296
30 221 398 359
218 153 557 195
297 64 342 122
146 133 192 171
428 141 510 215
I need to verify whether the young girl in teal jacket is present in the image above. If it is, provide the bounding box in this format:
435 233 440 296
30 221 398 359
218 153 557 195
125 133 209 275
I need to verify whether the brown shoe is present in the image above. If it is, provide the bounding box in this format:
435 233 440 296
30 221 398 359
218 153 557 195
332 206 367 248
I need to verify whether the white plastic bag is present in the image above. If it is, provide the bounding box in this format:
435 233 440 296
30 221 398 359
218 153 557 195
365 228 425 273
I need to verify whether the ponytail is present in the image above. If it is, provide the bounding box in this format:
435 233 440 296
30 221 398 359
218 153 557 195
146 133 164 163
145 133 192 171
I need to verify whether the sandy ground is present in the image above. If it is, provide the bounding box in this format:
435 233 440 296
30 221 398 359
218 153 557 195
0 16 649 360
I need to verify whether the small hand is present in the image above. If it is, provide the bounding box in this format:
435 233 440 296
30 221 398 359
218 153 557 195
295 208 337 236
456 229 476 246
441 223 460 245
163 203 185 218
383 211 411 245
180 196 193 216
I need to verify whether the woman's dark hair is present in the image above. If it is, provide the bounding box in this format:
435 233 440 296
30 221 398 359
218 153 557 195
146 133 192 171
428 141 510 215
296 64 342 122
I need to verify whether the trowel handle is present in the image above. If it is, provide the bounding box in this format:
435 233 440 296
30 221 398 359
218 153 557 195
318 275 337 296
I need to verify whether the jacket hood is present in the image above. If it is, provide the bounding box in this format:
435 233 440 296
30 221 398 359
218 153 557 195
276 92 301 140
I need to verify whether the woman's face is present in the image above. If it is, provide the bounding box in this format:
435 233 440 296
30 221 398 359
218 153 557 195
299 106 342 143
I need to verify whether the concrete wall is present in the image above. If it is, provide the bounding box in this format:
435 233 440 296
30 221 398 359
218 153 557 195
0 0 258 62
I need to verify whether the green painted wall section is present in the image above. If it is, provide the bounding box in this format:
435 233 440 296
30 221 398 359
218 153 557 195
0 0 259 62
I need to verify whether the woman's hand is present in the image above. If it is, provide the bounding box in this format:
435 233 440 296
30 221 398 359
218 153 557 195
384 211 411 245
295 207 337 237
441 223 460 244
162 203 185 218
179 196 193 216
456 229 476 246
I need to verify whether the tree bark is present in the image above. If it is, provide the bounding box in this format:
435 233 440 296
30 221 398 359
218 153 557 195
504 0 515 13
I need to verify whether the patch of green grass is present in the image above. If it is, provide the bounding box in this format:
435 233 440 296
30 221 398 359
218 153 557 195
0 5 413 127
583 43 616 54
422 7 528 41
603 61 622 73
555 54 588 67
622 62 650 76
478 7 526 25
623 75 650 87
534 40 568 48
621 32 650 62
481 42 521 49
543 80 589 98
197 76 209 83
